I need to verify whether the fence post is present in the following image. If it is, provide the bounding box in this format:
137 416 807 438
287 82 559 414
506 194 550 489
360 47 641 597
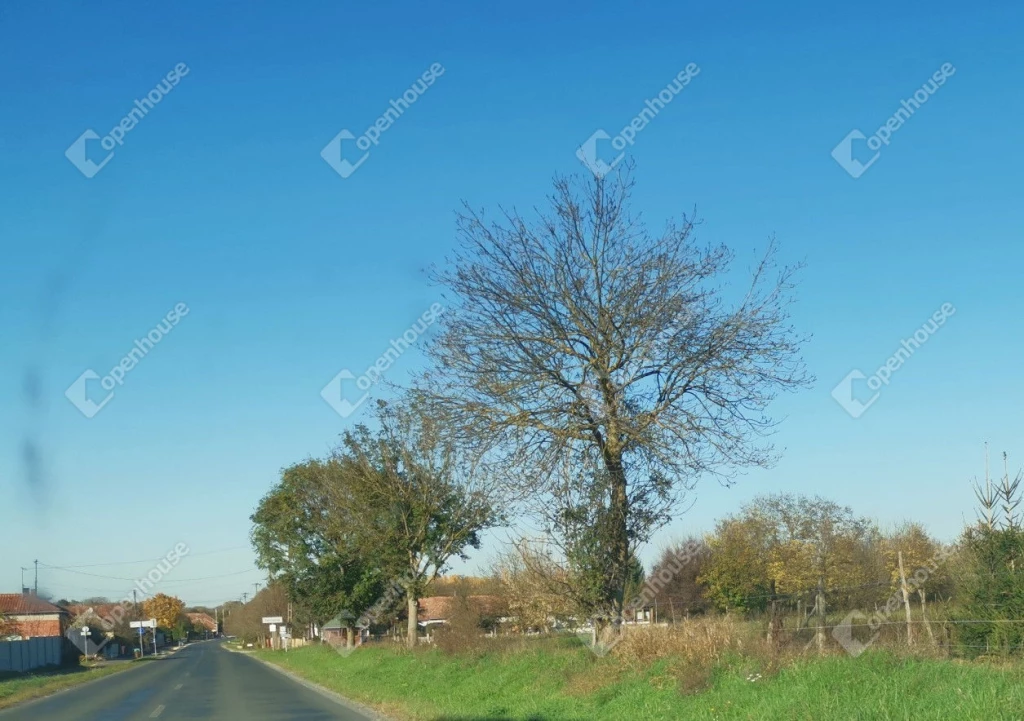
815 576 826 652
898 551 914 647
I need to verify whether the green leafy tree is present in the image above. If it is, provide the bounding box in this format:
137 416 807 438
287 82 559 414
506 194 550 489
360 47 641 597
324 397 499 648
699 513 773 611
251 459 383 647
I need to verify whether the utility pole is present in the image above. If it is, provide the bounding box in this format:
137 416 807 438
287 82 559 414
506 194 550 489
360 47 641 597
133 590 143 657
253 582 260 598
241 592 248 604
34 560 38 595
20 567 28 592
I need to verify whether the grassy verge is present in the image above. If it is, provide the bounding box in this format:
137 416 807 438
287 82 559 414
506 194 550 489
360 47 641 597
255 637 1024 720
0 662 134 710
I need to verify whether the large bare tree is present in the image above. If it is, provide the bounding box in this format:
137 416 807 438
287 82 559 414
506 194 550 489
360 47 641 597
418 169 810 624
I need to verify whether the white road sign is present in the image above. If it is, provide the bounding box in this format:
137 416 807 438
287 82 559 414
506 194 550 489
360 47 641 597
262 616 283 624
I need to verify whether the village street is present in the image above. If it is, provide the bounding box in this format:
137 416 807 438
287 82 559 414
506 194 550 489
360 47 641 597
0 641 374 721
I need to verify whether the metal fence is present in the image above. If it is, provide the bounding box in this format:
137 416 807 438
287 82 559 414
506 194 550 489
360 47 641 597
0 636 65 673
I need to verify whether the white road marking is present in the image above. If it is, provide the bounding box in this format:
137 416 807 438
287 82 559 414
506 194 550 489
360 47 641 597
150 705 165 718
174 683 183 690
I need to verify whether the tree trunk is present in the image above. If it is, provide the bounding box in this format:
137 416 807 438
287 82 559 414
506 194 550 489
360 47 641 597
406 593 418 649
898 551 914 647
345 624 355 649
605 450 630 626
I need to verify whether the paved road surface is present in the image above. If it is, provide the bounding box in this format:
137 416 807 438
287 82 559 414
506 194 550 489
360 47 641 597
0 641 375 721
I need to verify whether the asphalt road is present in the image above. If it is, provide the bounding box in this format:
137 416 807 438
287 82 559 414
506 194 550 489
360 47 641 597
0 641 376 721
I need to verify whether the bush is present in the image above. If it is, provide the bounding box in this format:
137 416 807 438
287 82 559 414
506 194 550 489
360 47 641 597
433 597 487 655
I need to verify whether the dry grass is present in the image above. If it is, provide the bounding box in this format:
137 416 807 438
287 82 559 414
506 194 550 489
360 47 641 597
612 616 763 667
610 616 804 694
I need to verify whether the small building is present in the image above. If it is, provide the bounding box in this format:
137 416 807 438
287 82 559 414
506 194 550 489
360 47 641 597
0 592 70 639
322 616 368 646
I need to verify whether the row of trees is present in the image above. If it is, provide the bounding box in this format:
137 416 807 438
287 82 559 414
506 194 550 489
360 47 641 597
252 167 810 646
251 400 499 648
486 475 1024 657
696 495 948 615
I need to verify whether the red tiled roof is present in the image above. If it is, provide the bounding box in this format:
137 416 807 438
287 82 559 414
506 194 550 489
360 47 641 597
188 612 217 631
418 595 506 622
0 594 68 616
65 603 129 620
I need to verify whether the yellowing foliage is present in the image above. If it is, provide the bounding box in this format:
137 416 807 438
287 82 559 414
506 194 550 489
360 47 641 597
142 593 186 630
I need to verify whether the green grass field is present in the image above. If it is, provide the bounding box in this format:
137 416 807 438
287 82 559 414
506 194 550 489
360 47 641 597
0 662 133 710
254 639 1024 720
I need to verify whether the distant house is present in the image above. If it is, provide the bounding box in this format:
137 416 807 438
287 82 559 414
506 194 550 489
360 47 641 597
187 612 217 633
0 592 70 639
65 603 124 627
417 595 507 628
322 616 368 646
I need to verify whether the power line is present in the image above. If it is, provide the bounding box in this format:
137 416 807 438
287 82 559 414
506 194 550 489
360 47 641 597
33 546 251 569
38 564 260 583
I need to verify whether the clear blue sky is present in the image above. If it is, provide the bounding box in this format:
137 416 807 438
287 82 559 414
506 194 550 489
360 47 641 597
2 1 1022 606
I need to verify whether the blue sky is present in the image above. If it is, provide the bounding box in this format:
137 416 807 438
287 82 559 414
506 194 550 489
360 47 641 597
2 0 1022 606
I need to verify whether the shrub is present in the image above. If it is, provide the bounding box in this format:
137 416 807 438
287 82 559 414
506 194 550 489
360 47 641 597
433 596 487 655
